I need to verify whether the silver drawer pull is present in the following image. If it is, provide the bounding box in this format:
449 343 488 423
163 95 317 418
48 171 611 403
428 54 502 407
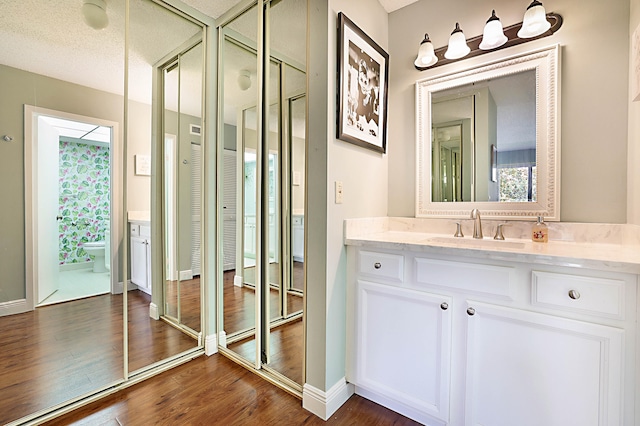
440 302 449 310
467 307 476 316
568 289 581 300
374 262 381 269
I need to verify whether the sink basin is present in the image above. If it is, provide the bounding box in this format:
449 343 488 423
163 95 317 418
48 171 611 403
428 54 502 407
425 236 526 250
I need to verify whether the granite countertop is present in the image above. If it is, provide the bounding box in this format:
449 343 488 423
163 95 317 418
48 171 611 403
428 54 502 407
345 217 640 274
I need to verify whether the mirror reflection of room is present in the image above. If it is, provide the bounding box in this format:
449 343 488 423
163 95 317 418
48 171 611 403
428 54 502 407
218 0 306 390
431 69 536 203
0 1 205 423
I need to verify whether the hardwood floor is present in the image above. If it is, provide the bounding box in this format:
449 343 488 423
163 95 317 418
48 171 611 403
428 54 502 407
44 353 421 426
127 290 198 373
164 277 201 333
0 290 198 425
223 270 303 335
229 319 303 384
2 264 306 424
0 294 123 425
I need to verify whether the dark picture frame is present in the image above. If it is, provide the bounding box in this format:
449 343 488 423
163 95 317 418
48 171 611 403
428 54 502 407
337 12 389 153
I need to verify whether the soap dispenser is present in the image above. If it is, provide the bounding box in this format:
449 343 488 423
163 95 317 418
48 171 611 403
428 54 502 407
532 216 548 243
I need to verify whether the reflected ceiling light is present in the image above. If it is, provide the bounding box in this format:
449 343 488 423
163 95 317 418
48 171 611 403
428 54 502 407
414 34 438 68
479 10 508 50
82 0 109 30
444 23 470 60
237 69 251 91
517 0 551 38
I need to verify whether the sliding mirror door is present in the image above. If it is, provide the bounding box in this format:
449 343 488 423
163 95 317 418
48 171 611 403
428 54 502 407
127 0 204 373
0 1 126 423
219 4 260 368
218 0 307 393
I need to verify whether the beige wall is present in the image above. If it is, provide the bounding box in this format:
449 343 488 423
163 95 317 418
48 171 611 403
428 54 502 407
0 64 151 303
389 0 630 223
629 0 640 225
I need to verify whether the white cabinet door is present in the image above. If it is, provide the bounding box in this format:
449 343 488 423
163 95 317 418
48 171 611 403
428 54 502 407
131 236 148 288
355 280 452 422
292 219 304 262
464 301 623 426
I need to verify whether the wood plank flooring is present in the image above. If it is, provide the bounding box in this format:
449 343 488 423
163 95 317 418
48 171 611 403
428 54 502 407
0 290 197 425
44 353 421 426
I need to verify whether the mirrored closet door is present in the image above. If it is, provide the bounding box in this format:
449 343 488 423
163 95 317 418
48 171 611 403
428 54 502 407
218 0 307 394
0 1 206 423
127 0 204 374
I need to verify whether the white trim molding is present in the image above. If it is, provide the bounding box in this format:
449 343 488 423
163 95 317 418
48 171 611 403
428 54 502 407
149 302 159 320
204 333 219 356
234 275 243 287
302 378 354 420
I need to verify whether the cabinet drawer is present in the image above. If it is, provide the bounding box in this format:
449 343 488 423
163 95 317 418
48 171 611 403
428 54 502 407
130 223 139 237
531 271 625 319
415 258 514 299
359 251 404 283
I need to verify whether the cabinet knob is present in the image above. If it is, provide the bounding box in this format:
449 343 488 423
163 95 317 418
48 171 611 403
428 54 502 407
467 307 476 316
440 302 449 310
568 289 580 300
374 262 381 269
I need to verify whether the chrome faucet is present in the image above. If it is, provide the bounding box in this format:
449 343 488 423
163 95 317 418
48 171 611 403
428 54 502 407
470 209 483 239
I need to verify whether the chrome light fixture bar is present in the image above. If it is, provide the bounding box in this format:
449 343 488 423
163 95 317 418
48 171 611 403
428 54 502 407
414 3 562 71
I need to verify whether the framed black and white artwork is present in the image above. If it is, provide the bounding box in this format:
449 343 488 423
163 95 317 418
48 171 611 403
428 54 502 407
337 12 389 153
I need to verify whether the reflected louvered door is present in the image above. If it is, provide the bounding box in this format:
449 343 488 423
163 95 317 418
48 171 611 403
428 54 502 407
191 143 201 276
223 149 237 271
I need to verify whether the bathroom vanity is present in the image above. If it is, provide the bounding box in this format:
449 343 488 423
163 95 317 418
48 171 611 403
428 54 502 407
345 217 640 426
129 217 152 294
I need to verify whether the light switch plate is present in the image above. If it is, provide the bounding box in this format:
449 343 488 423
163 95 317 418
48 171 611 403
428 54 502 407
335 181 343 204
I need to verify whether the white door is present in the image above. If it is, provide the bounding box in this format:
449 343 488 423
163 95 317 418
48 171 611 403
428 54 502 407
36 116 60 304
223 149 236 271
464 301 623 426
190 143 201 276
130 236 148 288
354 280 452 423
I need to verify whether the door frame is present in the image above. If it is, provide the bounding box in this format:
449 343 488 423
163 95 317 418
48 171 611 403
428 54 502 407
23 105 122 313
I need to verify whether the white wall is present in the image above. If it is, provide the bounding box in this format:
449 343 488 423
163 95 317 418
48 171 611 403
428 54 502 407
305 0 389 395
388 0 630 223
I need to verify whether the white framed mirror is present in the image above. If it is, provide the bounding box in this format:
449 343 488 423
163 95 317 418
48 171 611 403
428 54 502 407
416 44 560 220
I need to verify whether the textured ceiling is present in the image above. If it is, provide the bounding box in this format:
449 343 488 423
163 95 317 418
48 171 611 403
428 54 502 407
0 0 409 118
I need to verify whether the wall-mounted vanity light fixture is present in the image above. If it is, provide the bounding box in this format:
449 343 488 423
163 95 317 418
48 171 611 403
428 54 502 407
414 1 562 71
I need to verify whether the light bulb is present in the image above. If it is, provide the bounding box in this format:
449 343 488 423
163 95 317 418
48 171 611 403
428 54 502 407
444 23 470 60
479 10 508 50
414 34 438 68
518 0 551 38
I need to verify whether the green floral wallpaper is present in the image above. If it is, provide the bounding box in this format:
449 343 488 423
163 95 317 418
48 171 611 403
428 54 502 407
58 141 110 265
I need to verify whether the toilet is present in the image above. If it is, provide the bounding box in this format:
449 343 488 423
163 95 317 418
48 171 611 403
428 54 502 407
84 241 106 273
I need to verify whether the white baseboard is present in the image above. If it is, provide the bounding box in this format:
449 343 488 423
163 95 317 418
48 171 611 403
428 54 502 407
205 333 219 356
234 275 243 288
179 270 193 280
0 299 29 316
60 262 93 272
149 302 159 320
302 378 354 420
218 330 227 347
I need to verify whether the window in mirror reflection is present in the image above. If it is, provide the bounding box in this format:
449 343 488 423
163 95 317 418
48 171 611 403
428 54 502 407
431 69 536 203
